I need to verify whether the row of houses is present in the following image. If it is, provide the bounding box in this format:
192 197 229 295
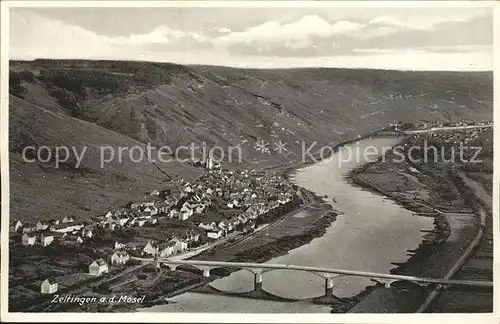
19 164 296 252
20 225 93 247
197 198 288 239
11 216 80 234
142 236 191 258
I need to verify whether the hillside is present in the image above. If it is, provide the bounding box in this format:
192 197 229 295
8 59 493 221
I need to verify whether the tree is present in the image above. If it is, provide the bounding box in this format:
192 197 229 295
9 71 27 98
92 282 111 294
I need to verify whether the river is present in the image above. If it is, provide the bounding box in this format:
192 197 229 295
139 137 434 313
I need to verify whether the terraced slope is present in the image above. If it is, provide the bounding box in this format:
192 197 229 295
8 60 493 221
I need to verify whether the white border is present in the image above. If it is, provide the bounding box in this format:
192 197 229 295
492 1 499 318
5 0 498 8
1 1 498 323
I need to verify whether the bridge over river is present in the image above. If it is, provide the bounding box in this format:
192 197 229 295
133 258 492 304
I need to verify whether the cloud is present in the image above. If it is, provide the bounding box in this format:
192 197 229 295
213 27 231 34
369 16 407 28
9 9 492 71
215 13 492 55
216 15 364 51
10 11 119 59
10 11 213 58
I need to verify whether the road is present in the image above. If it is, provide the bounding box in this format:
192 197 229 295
221 205 308 248
416 170 490 312
403 124 492 135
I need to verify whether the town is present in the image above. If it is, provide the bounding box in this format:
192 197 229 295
9 155 301 299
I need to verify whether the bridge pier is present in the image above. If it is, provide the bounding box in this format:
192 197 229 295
372 278 424 290
324 276 335 298
246 268 266 292
311 273 344 304
199 266 212 277
254 271 263 292
166 264 178 272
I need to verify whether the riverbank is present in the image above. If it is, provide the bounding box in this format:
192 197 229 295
345 129 493 313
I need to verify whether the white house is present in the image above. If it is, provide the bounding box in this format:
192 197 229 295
136 218 147 227
82 228 93 238
49 219 60 227
207 229 223 240
143 206 158 216
142 242 157 256
194 204 206 214
36 221 49 231
89 259 109 276
114 241 124 250
13 220 23 232
107 215 128 227
62 216 75 223
158 241 176 257
40 233 54 247
205 156 214 170
169 209 180 219
51 223 84 233
237 214 248 224
111 251 130 265
170 238 188 253
179 205 193 221
22 233 37 246
41 278 58 294
199 222 216 231
118 216 129 226
218 220 233 233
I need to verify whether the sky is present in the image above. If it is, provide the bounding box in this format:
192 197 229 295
9 6 493 71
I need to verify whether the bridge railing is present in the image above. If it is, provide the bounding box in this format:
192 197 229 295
154 259 492 288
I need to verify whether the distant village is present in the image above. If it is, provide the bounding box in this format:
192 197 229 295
10 156 300 295
387 119 492 131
